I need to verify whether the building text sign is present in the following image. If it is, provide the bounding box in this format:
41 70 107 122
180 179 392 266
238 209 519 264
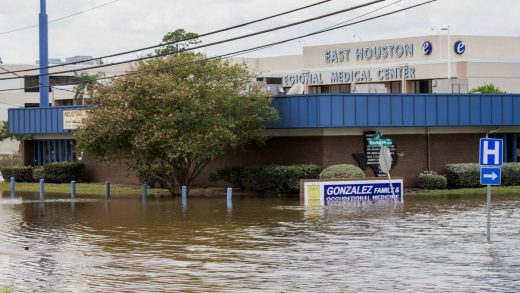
301 179 404 206
63 110 88 130
282 65 416 87
324 43 414 64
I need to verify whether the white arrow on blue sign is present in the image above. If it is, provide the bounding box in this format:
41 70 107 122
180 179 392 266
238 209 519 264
480 167 501 185
479 138 503 167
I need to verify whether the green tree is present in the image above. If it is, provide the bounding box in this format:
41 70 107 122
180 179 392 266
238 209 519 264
73 72 105 104
154 28 201 56
76 53 278 195
0 121 30 141
470 83 506 94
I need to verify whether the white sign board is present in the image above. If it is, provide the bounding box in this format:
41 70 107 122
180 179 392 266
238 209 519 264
301 179 404 206
63 110 88 130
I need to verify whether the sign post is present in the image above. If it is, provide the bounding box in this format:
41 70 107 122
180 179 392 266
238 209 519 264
379 145 396 201
479 138 503 241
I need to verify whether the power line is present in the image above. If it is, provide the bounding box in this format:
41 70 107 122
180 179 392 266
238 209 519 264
101 0 405 75
0 0 371 77
321 0 403 31
0 65 78 96
0 0 437 93
0 0 385 81
0 66 23 107
0 0 121 36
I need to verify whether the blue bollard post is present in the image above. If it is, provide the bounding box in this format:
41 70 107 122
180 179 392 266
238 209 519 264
10 177 15 197
181 185 187 210
227 187 232 201
227 187 233 210
181 186 187 199
71 181 76 199
142 184 148 201
39 179 45 201
105 181 110 200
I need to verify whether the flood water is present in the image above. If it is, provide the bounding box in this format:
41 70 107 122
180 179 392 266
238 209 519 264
0 191 519 292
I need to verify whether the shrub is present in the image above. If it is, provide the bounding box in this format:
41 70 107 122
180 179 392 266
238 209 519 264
43 162 85 183
319 164 365 180
33 167 45 182
417 173 448 189
214 164 322 193
241 165 271 192
263 164 322 193
501 163 520 186
445 163 480 188
0 166 34 182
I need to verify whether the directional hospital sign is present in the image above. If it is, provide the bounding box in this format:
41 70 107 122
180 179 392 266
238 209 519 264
479 138 503 186
479 138 503 167
480 167 501 185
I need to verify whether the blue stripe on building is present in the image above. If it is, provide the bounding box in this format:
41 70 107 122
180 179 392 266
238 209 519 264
7 94 520 166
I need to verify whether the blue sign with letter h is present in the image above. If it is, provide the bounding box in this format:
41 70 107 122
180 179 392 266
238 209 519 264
479 138 503 167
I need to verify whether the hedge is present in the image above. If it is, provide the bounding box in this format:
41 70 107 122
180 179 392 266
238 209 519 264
43 162 85 183
417 173 447 189
319 164 365 180
445 163 520 188
211 164 322 193
445 163 480 188
32 168 45 182
0 166 34 182
502 163 520 186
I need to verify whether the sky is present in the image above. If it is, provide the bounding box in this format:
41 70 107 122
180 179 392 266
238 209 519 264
0 0 519 64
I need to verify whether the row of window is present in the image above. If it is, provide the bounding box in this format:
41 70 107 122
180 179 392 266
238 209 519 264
24 76 77 92
304 80 434 94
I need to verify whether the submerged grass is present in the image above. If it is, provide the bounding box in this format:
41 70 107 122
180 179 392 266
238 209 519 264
0 182 171 197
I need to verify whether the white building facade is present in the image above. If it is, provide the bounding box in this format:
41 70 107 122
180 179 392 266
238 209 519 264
237 35 520 95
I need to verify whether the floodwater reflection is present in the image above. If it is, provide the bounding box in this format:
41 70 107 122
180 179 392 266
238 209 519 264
0 192 519 292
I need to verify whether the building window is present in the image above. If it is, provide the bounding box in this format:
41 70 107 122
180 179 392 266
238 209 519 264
24 75 78 93
319 84 351 94
256 77 282 84
411 80 432 93
390 81 401 93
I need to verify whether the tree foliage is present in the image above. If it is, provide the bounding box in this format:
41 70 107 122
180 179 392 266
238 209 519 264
0 121 31 141
76 53 278 195
470 83 506 94
73 72 105 104
154 29 201 56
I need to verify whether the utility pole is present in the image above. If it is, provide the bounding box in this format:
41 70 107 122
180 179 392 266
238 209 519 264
39 0 49 107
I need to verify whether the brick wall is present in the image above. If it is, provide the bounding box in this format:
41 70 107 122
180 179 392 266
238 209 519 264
79 133 481 188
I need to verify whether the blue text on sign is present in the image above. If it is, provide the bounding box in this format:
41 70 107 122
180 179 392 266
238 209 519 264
479 138 503 167
323 182 402 205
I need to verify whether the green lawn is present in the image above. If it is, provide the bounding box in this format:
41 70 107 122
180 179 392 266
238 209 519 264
0 181 171 197
412 186 520 196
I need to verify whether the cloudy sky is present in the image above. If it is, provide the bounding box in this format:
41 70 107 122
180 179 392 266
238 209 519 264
0 0 518 64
